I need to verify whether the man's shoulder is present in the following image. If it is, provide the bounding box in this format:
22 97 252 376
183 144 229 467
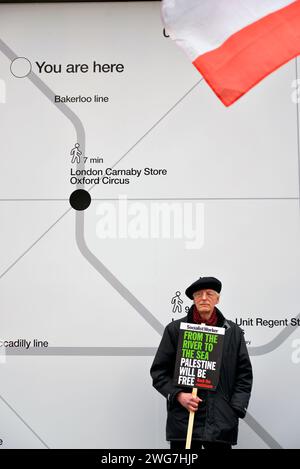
226 318 238 328
165 315 189 331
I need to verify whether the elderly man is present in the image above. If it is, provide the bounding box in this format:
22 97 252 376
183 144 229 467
150 276 253 450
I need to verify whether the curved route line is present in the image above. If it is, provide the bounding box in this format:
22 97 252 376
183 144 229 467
244 413 282 449
296 57 300 211
0 393 50 449
76 212 164 335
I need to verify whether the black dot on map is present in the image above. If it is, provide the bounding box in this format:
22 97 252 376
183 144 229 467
69 189 91 211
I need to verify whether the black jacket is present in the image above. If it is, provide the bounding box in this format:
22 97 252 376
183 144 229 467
150 307 253 444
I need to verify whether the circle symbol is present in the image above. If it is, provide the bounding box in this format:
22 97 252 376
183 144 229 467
69 190 91 211
10 57 32 78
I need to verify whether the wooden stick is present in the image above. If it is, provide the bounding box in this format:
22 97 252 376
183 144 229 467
185 387 198 449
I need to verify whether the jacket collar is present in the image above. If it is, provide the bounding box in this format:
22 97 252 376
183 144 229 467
187 305 231 330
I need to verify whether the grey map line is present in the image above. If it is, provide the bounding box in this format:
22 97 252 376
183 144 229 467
89 79 203 193
5 312 300 357
248 312 300 356
0 393 50 449
244 412 282 449
0 199 69 201
0 208 71 281
0 34 204 337
0 38 293 450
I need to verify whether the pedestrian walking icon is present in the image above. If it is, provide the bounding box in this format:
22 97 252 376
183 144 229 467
171 291 183 313
70 143 82 164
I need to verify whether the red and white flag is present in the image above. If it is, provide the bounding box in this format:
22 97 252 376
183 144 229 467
162 0 300 106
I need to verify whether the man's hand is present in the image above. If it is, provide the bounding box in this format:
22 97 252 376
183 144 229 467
176 392 202 412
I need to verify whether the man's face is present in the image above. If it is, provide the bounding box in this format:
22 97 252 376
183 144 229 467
193 289 219 315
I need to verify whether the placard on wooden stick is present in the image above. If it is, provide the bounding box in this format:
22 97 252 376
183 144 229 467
174 323 225 391
173 323 225 449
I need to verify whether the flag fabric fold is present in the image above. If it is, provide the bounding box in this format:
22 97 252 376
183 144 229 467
162 0 300 106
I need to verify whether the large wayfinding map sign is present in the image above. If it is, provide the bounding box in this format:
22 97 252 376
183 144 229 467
0 1 299 449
